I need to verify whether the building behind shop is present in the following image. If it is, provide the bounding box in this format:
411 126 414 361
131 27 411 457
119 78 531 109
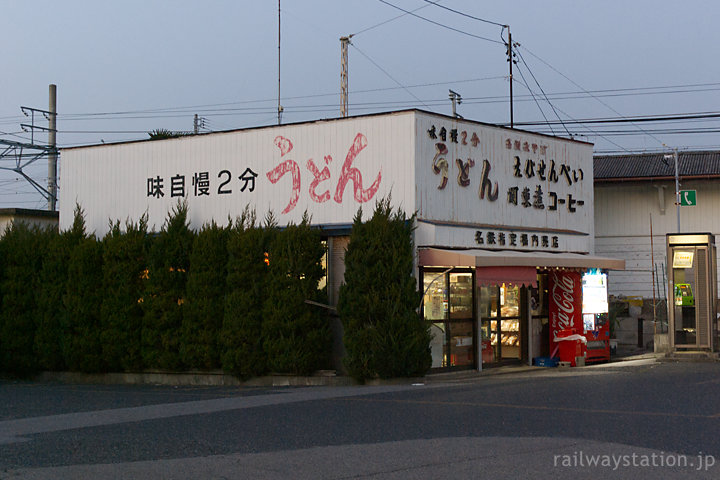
594 151 720 354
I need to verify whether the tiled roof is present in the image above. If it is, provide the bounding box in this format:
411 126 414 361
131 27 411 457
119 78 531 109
594 151 720 181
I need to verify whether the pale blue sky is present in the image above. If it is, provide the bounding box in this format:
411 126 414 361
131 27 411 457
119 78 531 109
1 0 718 208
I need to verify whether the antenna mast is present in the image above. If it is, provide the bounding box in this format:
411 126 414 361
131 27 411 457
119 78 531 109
277 0 283 124
340 35 352 117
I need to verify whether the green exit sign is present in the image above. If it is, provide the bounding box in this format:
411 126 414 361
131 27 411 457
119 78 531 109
680 190 697 206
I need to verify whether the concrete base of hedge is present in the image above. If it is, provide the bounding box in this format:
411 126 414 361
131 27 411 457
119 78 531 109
35 369 358 387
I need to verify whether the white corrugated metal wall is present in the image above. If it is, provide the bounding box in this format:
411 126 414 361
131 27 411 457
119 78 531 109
595 179 720 298
60 113 418 236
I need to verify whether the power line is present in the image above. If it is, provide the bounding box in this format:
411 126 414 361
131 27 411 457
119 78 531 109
353 0 437 36
508 79 630 152
377 0 503 44
517 44 666 148
10 81 714 126
513 65 556 135
349 43 431 109
421 0 505 27
513 112 720 126
514 50 571 136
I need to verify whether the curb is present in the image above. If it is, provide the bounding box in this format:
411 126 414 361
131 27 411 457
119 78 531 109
34 371 359 387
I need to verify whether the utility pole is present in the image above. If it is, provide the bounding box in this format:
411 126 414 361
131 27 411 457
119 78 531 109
277 0 283 125
448 90 462 118
340 35 352 117
673 148 680 232
4 86 57 210
193 114 206 134
505 26 515 128
48 84 57 211
664 148 681 232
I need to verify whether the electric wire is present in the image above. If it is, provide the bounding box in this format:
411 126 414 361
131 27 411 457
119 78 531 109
421 0 505 27
353 0 438 36
514 47 571 136
517 44 667 148
513 64 556 136
509 77 630 152
0 81 713 127
377 0 503 44
349 42 431 109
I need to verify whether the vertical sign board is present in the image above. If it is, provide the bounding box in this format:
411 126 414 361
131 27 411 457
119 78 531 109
549 270 583 344
414 112 594 254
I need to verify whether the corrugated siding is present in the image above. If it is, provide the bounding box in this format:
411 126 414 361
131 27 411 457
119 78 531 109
595 235 668 298
595 181 720 298
60 113 417 235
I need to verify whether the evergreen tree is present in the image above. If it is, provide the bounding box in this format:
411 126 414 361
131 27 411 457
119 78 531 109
0 222 44 375
338 198 431 381
263 212 330 375
63 234 105 373
141 201 194 370
100 217 149 372
34 225 67 371
182 220 228 369
221 209 273 378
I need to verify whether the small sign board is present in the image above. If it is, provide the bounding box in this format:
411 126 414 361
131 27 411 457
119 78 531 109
673 250 694 268
680 190 696 206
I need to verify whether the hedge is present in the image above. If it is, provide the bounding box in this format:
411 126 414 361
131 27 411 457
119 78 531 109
0 199 430 380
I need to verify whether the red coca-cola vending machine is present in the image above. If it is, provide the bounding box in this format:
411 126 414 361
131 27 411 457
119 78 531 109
549 271 586 366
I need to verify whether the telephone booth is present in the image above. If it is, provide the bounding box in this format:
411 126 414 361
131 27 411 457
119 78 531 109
667 233 718 351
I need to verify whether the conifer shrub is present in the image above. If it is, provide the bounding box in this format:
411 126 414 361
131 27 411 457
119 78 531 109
338 198 431 381
63 234 105 373
182 220 228 369
141 201 195 370
262 212 330 375
100 217 149 372
0 222 44 375
221 209 274 378
33 225 66 371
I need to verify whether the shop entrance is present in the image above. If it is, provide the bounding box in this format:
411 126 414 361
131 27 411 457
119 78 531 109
478 284 526 364
422 269 476 370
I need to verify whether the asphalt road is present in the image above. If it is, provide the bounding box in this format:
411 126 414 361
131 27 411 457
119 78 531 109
1 359 719 479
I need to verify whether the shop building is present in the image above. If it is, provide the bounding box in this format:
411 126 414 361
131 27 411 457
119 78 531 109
60 110 623 371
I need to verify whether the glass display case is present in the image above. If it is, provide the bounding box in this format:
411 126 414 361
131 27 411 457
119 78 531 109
479 283 522 362
423 270 475 369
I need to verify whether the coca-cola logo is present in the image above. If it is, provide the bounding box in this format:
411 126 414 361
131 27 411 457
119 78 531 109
552 272 577 337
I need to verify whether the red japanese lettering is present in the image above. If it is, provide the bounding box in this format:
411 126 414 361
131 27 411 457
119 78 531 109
306 156 332 203
333 133 381 204
267 136 301 214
